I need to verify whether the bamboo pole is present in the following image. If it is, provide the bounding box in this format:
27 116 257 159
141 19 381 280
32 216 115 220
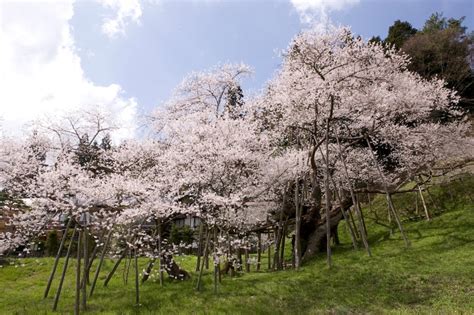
44 217 72 299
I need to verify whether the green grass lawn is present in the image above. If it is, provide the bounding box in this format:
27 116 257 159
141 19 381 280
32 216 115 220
1 177 473 314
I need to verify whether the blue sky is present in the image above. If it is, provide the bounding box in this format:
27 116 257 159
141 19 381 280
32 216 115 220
70 0 473 115
1 0 472 138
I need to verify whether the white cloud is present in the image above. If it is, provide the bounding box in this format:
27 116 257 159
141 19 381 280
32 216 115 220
99 0 142 39
0 0 137 141
290 0 360 23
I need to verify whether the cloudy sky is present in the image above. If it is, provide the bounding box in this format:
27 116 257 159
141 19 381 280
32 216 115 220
0 0 472 138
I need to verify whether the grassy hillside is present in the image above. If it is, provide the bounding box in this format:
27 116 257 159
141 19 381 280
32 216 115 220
0 176 473 314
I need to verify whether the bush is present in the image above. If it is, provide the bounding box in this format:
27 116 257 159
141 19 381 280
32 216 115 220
169 224 194 246
45 230 59 256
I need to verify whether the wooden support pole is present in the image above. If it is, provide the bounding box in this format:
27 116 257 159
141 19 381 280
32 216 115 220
213 228 218 294
196 222 204 272
104 250 127 287
44 217 72 299
295 177 302 270
267 233 272 270
52 227 76 311
81 227 88 311
158 222 164 287
86 229 106 277
319 147 358 250
417 184 431 221
386 192 410 248
196 229 210 291
335 132 371 256
89 229 113 297
256 232 262 272
75 229 82 315
124 249 132 284
279 223 286 270
134 247 139 306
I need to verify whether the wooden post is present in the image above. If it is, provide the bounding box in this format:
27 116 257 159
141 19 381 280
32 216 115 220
213 228 218 294
196 222 204 272
81 227 88 311
348 209 360 239
244 235 250 272
52 227 76 311
295 177 302 269
324 143 332 268
75 229 82 315
86 229 106 278
386 193 410 247
279 223 286 270
196 230 210 291
204 225 209 270
417 184 431 221
104 250 127 287
124 248 132 284
318 148 358 250
365 136 409 248
134 247 139 306
89 229 113 297
267 232 272 270
415 190 419 216
335 132 371 256
44 217 72 299
256 232 262 271
158 222 164 287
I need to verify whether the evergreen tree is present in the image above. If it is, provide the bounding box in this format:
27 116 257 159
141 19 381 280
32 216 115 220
385 20 417 49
